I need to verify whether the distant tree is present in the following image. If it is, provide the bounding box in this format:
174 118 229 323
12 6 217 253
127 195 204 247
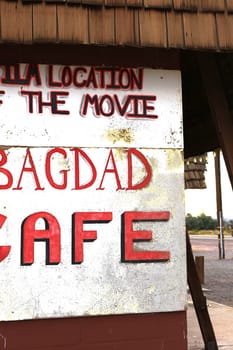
186 213 198 230
186 213 217 230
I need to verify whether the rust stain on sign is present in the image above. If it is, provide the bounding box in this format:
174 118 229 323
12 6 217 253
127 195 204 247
106 128 134 144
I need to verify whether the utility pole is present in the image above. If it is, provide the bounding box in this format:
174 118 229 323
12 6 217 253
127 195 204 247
214 149 225 259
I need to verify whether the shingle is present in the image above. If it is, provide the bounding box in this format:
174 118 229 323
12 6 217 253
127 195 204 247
89 8 115 44
0 1 33 42
200 0 225 12
226 0 233 12
167 11 184 48
143 0 172 9
216 13 233 49
3 0 233 51
126 0 143 8
115 8 137 44
32 2 57 41
184 154 207 189
183 12 217 49
105 0 125 8
139 9 167 47
57 6 89 43
173 0 199 12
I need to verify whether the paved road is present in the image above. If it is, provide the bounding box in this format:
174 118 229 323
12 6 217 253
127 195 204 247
190 235 233 307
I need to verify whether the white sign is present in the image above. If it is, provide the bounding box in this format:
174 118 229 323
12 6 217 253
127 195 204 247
0 64 186 321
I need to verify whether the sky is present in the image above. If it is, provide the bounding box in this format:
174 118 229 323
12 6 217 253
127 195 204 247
185 152 233 220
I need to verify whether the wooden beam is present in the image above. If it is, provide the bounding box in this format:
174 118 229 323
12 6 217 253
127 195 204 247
187 233 218 350
197 53 233 189
214 148 225 259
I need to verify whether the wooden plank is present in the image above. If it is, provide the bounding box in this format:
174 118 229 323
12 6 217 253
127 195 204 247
126 0 143 7
57 5 88 43
183 13 217 49
167 11 184 48
139 9 167 47
89 8 115 45
22 0 43 2
198 53 233 189
81 0 103 5
134 9 140 44
173 0 224 12
226 0 233 12
216 13 233 49
173 0 199 11
33 2 57 41
105 0 125 7
66 0 81 4
143 0 172 8
186 232 218 350
115 8 136 45
45 0 66 3
200 0 225 12
0 1 33 42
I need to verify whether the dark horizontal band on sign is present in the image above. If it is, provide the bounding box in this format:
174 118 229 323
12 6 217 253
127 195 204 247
0 44 180 69
0 311 187 349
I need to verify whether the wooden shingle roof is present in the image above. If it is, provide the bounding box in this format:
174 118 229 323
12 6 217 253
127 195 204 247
184 154 208 189
2 0 233 50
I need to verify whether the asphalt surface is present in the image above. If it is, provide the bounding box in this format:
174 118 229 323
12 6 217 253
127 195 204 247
188 235 233 350
190 235 233 307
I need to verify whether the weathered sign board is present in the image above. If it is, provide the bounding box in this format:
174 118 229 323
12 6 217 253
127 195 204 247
0 64 186 321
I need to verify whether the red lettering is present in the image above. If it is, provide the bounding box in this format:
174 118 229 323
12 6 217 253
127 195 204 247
99 95 114 117
21 211 61 265
46 148 69 189
61 66 72 87
71 148 97 190
48 65 62 87
126 95 157 119
73 67 87 87
121 211 170 262
14 149 44 190
21 90 70 115
72 212 112 263
21 90 40 113
86 67 98 88
50 91 70 115
80 94 157 119
2 64 41 86
0 214 11 262
81 94 100 116
127 148 152 190
0 150 13 189
25 64 42 86
114 94 132 116
118 69 130 89
97 150 123 190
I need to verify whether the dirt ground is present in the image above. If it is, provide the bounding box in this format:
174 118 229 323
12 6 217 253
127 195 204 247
190 235 233 307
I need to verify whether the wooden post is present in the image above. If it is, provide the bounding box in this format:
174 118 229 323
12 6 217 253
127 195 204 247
195 256 205 285
187 232 218 350
214 149 225 259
